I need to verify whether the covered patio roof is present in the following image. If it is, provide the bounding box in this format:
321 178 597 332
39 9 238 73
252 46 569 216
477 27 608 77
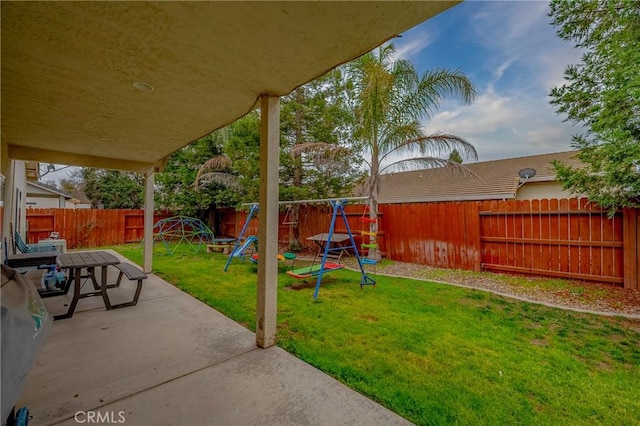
2 1 458 172
1 1 460 350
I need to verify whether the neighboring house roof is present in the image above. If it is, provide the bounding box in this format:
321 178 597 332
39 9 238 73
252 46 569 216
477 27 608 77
358 151 582 204
27 181 73 199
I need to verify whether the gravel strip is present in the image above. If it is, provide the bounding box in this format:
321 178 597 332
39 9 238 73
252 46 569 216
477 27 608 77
337 258 640 319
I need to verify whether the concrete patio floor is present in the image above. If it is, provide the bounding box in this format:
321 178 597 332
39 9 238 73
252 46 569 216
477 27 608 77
17 251 411 426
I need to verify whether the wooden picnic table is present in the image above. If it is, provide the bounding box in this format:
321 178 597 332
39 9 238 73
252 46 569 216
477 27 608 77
54 251 120 320
306 233 352 260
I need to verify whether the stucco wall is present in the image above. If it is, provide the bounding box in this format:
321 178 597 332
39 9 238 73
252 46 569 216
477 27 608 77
26 195 67 209
27 182 75 208
515 182 576 200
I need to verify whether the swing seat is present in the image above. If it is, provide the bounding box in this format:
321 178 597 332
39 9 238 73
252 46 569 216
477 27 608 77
361 258 378 265
286 262 343 279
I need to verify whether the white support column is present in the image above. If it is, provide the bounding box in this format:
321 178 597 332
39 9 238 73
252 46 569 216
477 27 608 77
143 169 154 273
256 95 280 348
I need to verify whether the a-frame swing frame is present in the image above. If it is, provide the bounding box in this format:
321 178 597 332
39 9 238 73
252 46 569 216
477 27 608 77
224 198 376 299
224 203 259 272
312 199 375 300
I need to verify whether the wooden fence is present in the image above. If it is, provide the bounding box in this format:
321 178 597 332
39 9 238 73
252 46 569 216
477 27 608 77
478 199 624 284
381 200 625 281
24 198 639 289
221 198 638 289
25 209 172 249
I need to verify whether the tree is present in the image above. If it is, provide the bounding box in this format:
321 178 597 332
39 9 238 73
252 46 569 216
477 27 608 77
549 0 640 213
222 111 262 203
347 44 477 256
193 111 262 205
448 149 464 164
280 69 362 202
58 168 87 201
280 70 363 249
155 131 234 218
190 112 262 233
81 168 144 209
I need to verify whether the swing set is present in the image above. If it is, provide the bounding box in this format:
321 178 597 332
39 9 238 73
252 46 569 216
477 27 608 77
288 198 376 299
223 204 296 271
224 197 376 299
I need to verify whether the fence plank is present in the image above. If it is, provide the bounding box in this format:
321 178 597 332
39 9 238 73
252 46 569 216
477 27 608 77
578 199 590 275
623 208 639 289
589 203 602 277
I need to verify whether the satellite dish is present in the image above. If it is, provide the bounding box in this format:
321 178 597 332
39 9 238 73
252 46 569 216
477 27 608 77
518 168 536 179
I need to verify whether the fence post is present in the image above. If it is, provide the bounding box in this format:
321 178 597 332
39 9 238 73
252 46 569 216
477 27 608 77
472 202 482 271
623 208 639 290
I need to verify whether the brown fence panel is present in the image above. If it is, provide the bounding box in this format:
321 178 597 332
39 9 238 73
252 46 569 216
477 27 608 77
219 208 238 238
25 209 57 242
124 212 144 243
479 198 624 284
26 209 175 249
379 202 481 270
122 211 174 243
622 208 639 290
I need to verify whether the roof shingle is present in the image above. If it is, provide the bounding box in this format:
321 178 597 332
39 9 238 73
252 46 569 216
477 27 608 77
359 151 582 203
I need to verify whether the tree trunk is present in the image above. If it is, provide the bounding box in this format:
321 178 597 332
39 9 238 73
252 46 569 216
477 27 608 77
290 88 305 250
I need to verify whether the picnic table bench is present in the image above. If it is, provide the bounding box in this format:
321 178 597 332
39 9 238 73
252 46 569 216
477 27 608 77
112 263 147 309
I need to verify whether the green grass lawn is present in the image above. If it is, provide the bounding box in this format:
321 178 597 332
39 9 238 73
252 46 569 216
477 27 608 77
111 244 640 425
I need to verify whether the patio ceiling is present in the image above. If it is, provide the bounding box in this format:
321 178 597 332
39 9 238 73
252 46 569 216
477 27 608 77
1 1 458 173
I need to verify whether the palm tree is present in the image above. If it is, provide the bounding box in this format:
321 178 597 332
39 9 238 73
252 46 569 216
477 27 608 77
348 44 478 257
194 155 240 191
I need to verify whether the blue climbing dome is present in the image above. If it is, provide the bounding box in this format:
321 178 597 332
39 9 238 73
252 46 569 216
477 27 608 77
151 216 215 254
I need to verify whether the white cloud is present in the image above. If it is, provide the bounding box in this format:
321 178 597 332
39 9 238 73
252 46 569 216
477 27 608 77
428 88 518 136
534 44 583 91
409 1 583 162
390 30 433 62
464 1 580 92
424 86 575 162
494 57 518 81
376 1 585 167
469 1 550 52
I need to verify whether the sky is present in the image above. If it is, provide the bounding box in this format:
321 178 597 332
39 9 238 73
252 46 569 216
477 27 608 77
44 0 583 183
390 0 584 163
